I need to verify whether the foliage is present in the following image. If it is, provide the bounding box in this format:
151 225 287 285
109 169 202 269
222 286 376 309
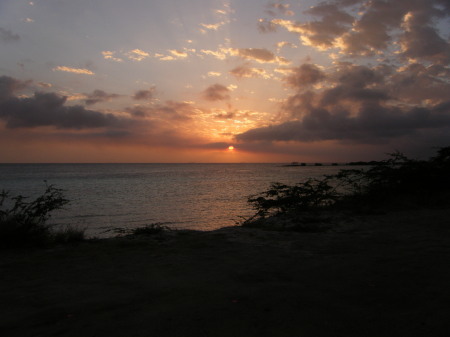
243 146 450 230
0 184 83 248
52 225 86 244
131 223 169 236
246 178 339 219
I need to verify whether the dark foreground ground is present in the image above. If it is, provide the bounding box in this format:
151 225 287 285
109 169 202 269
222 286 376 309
1 209 450 337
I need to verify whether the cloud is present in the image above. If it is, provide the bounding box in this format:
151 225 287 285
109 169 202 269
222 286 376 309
37 82 52 88
168 49 188 58
389 63 450 105
126 49 150 61
133 89 154 101
200 47 289 64
266 0 450 62
202 84 230 101
265 2 294 17
276 41 297 52
235 61 450 145
236 102 450 144
233 48 275 62
0 76 217 151
53 66 94 75
83 89 120 105
0 28 20 43
102 51 123 62
0 92 125 129
200 21 227 32
0 76 31 102
215 111 235 119
238 1 450 153
126 101 194 121
207 71 222 77
284 63 326 88
399 24 450 65
155 49 193 61
0 76 132 130
200 48 228 60
230 64 271 79
231 48 289 64
257 19 279 33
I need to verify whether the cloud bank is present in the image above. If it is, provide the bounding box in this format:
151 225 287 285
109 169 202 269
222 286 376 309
0 76 125 129
0 76 213 152
237 0 450 154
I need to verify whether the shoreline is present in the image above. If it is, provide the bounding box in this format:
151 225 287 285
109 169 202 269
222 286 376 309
1 208 450 336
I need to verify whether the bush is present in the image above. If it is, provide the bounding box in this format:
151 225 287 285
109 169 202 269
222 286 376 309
243 147 450 230
246 178 339 219
0 184 83 248
52 225 86 244
131 223 168 236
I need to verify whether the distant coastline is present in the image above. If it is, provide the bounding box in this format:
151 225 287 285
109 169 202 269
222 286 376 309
282 160 382 167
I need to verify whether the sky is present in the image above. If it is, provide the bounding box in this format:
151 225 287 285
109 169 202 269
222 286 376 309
1 0 450 163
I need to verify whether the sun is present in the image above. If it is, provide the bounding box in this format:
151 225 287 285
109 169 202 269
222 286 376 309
228 145 235 151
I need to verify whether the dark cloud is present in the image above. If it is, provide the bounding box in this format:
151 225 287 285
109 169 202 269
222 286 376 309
236 102 450 144
252 2 450 154
389 63 450 104
202 84 230 101
0 76 30 102
0 78 129 130
133 89 154 100
0 76 212 150
236 61 450 145
400 25 450 65
0 28 20 43
237 1 450 154
0 92 125 129
299 3 354 49
83 89 120 105
285 63 326 88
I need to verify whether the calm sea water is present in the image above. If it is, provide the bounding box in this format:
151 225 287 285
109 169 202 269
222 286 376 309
0 163 342 237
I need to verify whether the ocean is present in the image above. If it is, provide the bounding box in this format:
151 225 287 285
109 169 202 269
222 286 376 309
0 163 343 237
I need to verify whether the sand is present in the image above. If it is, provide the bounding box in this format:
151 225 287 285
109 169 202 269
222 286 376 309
1 209 450 337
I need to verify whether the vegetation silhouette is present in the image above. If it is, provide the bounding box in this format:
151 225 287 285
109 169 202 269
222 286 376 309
0 183 84 248
243 146 450 231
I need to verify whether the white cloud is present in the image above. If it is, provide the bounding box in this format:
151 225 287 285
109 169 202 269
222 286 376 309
102 51 123 62
53 66 94 75
126 49 150 61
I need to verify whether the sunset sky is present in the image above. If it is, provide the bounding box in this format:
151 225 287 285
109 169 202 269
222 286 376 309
1 0 450 162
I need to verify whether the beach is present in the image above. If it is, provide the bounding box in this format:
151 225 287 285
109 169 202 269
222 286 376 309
1 209 450 337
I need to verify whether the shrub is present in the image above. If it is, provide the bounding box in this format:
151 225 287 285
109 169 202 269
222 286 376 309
243 146 450 230
0 184 81 248
246 177 339 220
51 225 86 244
131 223 168 236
